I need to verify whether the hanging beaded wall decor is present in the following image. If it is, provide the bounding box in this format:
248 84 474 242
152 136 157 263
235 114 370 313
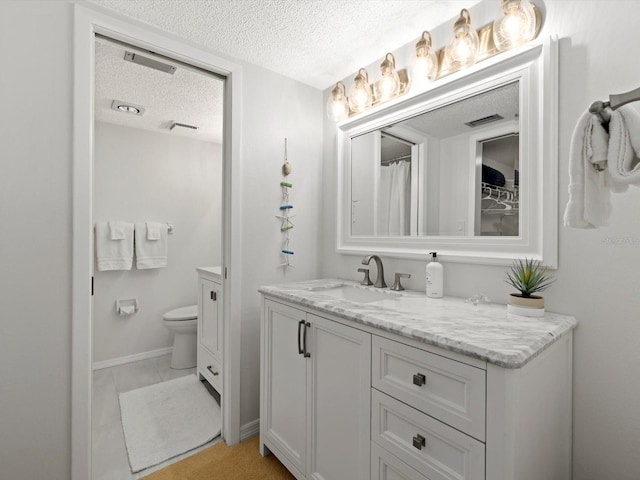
277 138 294 268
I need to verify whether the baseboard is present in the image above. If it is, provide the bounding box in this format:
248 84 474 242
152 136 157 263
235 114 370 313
240 419 260 441
93 346 173 371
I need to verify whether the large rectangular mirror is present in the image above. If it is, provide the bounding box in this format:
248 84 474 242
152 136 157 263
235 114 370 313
351 81 520 237
337 41 558 266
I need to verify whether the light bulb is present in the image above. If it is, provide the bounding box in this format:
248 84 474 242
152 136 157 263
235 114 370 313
413 31 438 87
374 53 400 102
493 0 537 51
326 82 349 122
348 69 373 114
445 9 479 69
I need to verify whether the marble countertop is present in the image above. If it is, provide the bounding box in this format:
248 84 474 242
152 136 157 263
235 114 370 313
258 278 578 369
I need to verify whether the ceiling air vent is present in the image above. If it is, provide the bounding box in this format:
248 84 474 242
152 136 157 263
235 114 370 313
124 51 177 74
170 122 198 131
465 114 504 128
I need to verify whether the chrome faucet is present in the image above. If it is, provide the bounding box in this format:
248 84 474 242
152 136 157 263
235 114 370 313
361 255 387 288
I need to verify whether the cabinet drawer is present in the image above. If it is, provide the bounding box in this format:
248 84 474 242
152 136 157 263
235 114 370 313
198 345 222 393
372 389 485 480
372 336 485 441
372 442 429 480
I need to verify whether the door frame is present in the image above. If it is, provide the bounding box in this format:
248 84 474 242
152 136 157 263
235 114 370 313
72 5 244 479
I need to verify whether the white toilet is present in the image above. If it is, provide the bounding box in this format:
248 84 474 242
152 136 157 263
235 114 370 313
163 305 198 369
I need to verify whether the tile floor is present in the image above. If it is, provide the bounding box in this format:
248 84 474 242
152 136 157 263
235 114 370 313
92 354 221 480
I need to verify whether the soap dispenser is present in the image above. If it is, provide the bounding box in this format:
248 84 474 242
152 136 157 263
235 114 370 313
426 252 443 298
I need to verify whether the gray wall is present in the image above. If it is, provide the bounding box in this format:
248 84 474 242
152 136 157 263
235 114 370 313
0 1 322 478
321 2 640 479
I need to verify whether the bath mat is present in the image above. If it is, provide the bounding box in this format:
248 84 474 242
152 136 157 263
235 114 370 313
119 374 221 473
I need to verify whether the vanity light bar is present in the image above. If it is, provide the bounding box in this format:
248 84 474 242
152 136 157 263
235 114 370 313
326 1 542 121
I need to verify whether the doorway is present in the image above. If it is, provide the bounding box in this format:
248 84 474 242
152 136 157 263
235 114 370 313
91 36 224 477
72 6 243 479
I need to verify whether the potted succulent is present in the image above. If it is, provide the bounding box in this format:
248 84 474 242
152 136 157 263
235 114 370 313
505 258 555 317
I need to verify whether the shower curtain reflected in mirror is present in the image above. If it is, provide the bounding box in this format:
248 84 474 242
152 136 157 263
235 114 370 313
377 161 411 235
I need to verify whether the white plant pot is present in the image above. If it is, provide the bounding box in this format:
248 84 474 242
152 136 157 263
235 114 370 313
507 293 545 317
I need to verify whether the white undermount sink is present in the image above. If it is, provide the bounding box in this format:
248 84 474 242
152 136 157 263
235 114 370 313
311 284 404 304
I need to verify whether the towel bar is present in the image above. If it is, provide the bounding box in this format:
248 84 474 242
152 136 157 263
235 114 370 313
590 85 640 132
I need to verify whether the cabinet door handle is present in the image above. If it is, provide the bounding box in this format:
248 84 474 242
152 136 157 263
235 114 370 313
412 434 426 450
297 320 305 355
302 322 311 358
210 291 217 301
207 365 219 376
413 373 426 387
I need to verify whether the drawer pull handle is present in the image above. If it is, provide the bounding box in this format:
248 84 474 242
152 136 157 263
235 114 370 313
207 365 219 376
412 434 426 450
210 291 217 301
413 373 426 386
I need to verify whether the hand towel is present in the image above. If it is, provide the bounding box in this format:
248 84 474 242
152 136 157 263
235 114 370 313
95 221 134 271
563 110 611 228
135 222 168 269
109 220 128 240
146 221 163 240
607 104 640 190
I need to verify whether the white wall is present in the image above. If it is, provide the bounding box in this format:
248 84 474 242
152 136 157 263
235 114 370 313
0 2 74 479
238 66 323 427
0 1 322 478
351 131 379 235
93 122 222 363
438 132 472 235
321 1 640 478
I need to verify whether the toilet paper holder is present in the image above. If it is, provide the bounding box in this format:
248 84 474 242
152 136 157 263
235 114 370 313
116 298 138 316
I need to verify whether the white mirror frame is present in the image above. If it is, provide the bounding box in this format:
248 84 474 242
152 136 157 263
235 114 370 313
336 39 558 267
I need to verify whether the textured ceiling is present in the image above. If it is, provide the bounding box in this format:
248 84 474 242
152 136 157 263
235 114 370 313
95 38 224 142
399 81 519 139
377 81 519 160
87 0 482 90
91 0 486 140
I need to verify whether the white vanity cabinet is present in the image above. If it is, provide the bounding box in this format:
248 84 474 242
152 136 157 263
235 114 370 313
371 336 486 480
371 332 572 480
197 267 223 394
260 299 371 480
260 281 575 480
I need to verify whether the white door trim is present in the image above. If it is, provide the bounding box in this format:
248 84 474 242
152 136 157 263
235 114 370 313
72 5 244 479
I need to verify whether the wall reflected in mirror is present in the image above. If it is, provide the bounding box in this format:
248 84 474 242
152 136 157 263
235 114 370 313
349 81 519 238
476 134 519 236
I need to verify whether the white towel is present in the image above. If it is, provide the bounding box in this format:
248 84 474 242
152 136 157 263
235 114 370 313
607 105 640 190
563 110 611 228
95 221 134 271
109 220 128 240
145 221 163 240
135 222 168 269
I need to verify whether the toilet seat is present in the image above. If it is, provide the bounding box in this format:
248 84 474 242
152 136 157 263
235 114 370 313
163 305 198 321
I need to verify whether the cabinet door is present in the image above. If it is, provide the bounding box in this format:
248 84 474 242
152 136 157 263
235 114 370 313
200 278 222 360
307 314 371 480
262 300 308 478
